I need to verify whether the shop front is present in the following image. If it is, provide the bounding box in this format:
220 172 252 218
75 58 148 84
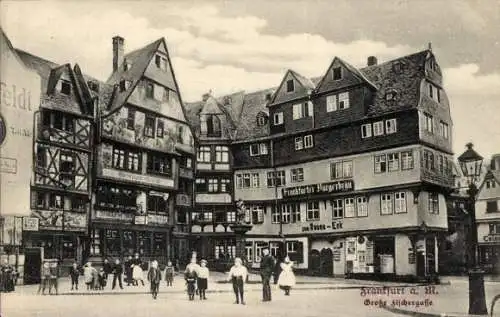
479 233 500 274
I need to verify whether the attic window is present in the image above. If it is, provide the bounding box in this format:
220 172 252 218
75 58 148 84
385 90 398 101
87 81 99 92
332 67 342 80
393 62 402 73
257 113 268 126
59 80 71 95
155 55 168 71
286 79 295 93
124 60 133 71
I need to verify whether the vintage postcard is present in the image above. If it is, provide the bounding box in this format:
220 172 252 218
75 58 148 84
0 1 499 316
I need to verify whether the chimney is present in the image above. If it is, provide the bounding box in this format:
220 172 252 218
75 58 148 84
367 56 378 67
112 36 125 72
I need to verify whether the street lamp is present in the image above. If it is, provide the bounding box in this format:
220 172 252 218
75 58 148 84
457 142 488 315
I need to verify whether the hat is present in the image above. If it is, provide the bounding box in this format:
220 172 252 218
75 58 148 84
284 256 291 263
201 259 207 264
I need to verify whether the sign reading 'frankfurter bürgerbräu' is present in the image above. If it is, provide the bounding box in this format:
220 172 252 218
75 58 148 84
282 180 354 198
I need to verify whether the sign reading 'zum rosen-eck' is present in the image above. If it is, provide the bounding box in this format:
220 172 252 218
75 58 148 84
282 180 354 198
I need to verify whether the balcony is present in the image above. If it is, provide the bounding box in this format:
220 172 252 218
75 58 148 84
421 169 455 188
176 193 192 207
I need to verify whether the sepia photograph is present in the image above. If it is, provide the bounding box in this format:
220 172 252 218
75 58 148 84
0 0 499 316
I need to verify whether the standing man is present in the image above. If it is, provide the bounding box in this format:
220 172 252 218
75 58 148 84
111 259 123 290
102 258 112 280
260 248 275 302
124 256 133 286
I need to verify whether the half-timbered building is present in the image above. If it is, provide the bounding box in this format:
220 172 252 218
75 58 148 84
90 36 195 264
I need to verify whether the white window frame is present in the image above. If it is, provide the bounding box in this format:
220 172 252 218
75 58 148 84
326 95 337 112
295 137 304 150
374 154 387 173
381 193 394 215
274 112 284 125
424 113 434 133
306 201 320 221
259 143 268 155
281 205 291 224
338 92 350 109
385 119 397 134
356 197 368 217
198 146 211 163
291 168 304 183
251 173 260 188
271 206 280 223
249 144 259 156
401 151 414 170
235 174 242 189
242 173 251 188
344 198 355 218
429 193 439 214
440 121 449 139
373 121 384 136
395 192 407 214
332 199 344 218
387 153 400 172
304 135 314 148
215 146 229 163
361 124 372 138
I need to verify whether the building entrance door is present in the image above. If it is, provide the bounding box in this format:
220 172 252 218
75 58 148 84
24 247 42 284
319 248 333 276
309 249 320 275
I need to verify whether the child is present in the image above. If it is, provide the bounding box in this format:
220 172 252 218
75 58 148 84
278 257 296 296
197 259 209 300
83 262 94 290
228 257 248 305
132 264 145 286
69 262 80 291
147 260 162 300
38 262 52 295
165 260 174 287
98 268 107 290
184 263 197 301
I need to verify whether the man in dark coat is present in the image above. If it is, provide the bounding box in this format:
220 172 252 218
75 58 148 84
112 259 123 290
102 258 112 280
260 248 275 302
124 256 133 286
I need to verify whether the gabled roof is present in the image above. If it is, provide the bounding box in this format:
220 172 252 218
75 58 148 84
315 57 378 92
105 39 163 112
478 169 500 192
235 87 277 140
290 70 315 90
268 69 313 105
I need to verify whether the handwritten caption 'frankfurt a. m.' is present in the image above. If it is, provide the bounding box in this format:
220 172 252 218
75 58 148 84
360 286 439 309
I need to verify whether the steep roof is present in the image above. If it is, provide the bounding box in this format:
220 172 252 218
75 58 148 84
105 39 163 112
290 70 316 90
234 87 277 140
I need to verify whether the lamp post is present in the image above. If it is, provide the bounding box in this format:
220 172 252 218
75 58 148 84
457 142 488 315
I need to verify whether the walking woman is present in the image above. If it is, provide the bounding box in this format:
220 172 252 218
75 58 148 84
38 262 52 295
147 260 162 300
277 257 296 296
228 257 248 305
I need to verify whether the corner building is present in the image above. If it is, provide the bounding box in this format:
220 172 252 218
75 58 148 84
228 49 454 279
91 36 195 264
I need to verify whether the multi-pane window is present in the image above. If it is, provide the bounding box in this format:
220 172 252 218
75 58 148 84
291 168 304 182
332 199 344 218
361 124 372 138
127 108 135 129
274 112 284 125
156 120 164 138
206 115 222 137
267 171 286 187
286 79 294 92
326 95 337 112
245 243 253 263
439 121 449 139
144 116 156 138
243 174 251 188
381 194 394 215
220 179 231 192
281 204 291 224
147 194 168 214
438 155 444 174
48 193 63 209
423 113 434 133
294 137 304 150
423 150 435 170
271 206 280 224
197 146 211 163
90 229 101 256
486 180 497 189
306 201 320 220
428 83 441 102
401 151 414 170
304 135 313 148
155 54 168 71
145 81 154 99
227 211 236 223
97 185 136 211
338 92 349 109
385 119 397 134
395 192 407 214
251 173 260 188
147 153 171 175
387 153 400 172
250 205 265 224
330 160 353 179
292 102 313 120
113 147 141 172
373 121 384 136
356 197 368 217
215 146 229 163
344 198 355 218
59 79 71 95
429 193 439 214
208 179 219 192
59 151 75 185
195 179 207 192
374 155 387 173
250 143 268 156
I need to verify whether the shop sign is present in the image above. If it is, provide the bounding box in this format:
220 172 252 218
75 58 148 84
101 167 174 189
95 210 134 222
63 212 87 232
147 214 168 225
22 217 39 231
1 216 23 245
301 221 343 232
483 234 500 243
135 216 148 225
282 180 354 198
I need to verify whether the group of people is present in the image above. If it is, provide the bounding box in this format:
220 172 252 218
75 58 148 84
184 258 210 301
0 259 17 293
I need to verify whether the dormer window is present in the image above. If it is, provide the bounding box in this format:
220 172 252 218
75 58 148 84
428 83 441 103
59 80 71 95
385 89 398 101
393 62 402 73
155 54 168 71
333 67 342 80
119 80 132 92
206 115 221 137
124 60 133 71
257 113 268 127
286 79 295 93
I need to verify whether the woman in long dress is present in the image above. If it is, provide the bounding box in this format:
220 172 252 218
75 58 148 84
132 264 145 286
83 262 94 290
277 256 296 296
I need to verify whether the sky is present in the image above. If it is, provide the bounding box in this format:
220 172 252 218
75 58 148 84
1 0 499 160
